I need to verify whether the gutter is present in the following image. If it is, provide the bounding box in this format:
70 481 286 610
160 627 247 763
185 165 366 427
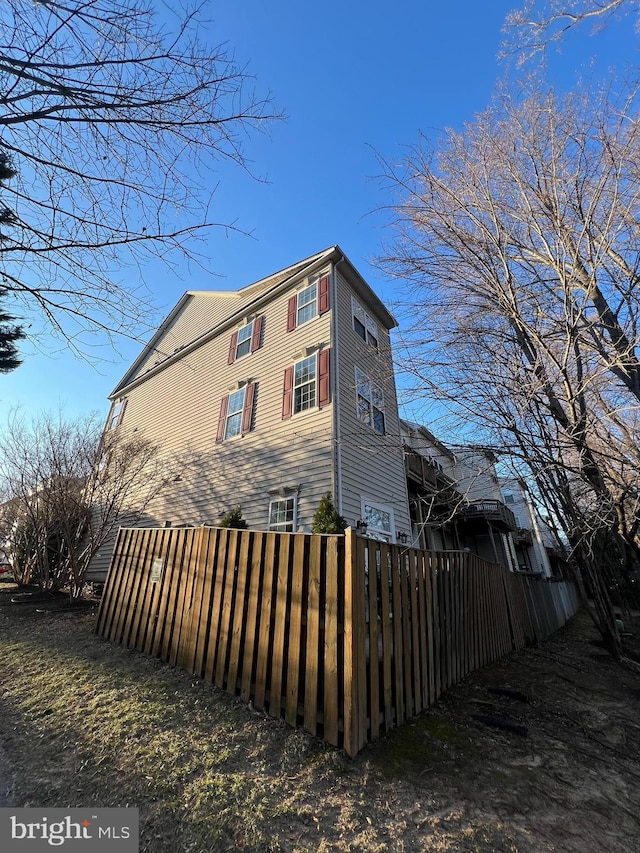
332 256 345 516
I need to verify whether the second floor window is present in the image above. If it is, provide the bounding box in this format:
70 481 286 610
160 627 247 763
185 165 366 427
294 355 316 413
282 349 331 419
224 388 246 440
356 368 385 434
216 382 256 443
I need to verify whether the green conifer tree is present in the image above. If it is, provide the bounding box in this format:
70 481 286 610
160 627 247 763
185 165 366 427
218 506 248 529
311 493 347 534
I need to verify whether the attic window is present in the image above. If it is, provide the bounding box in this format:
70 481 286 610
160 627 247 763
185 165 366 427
108 399 127 430
352 298 378 350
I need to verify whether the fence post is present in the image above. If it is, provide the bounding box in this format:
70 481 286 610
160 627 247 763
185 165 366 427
343 528 365 758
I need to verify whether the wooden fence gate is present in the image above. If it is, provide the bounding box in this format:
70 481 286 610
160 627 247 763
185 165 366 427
96 526 580 757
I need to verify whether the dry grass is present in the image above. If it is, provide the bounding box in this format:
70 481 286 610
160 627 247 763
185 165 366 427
0 582 639 852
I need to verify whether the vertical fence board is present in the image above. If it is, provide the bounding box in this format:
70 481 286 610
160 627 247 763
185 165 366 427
254 532 277 710
303 535 321 733
323 536 340 746
126 527 161 652
416 550 429 709
240 532 265 702
378 543 394 731
285 533 306 727
269 534 291 719
170 529 199 668
368 544 381 741
409 551 421 715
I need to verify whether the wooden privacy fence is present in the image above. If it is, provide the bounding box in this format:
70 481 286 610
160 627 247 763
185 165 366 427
96 526 580 757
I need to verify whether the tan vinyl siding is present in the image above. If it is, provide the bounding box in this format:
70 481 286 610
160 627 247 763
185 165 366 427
89 272 335 579
129 292 242 380
333 271 411 535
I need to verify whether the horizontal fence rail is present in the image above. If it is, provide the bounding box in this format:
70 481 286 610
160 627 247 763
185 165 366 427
96 527 580 757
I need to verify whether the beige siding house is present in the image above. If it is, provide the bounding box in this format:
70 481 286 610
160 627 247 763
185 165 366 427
89 247 412 580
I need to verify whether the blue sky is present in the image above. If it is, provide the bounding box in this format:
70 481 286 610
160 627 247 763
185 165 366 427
2 0 638 427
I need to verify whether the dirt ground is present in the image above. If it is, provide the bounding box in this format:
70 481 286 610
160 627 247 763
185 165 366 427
0 582 639 852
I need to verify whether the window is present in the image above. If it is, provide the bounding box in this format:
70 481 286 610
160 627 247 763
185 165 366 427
216 383 256 443
362 500 395 543
355 368 385 434
503 494 515 505
297 282 317 326
228 316 263 364
286 274 330 332
282 350 331 419
108 399 127 430
294 355 316 413
224 388 246 440
235 324 253 359
352 298 379 350
269 496 297 532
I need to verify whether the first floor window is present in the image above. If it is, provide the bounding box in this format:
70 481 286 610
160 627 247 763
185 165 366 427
356 367 385 434
362 500 395 543
269 496 297 532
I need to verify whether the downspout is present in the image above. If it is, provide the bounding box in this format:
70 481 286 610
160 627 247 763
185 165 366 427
332 256 346 515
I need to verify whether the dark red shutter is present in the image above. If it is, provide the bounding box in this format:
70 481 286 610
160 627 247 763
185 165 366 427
318 348 331 407
118 399 128 426
287 295 297 332
282 366 294 419
227 331 238 365
241 382 255 434
251 315 263 352
318 274 330 315
215 395 229 443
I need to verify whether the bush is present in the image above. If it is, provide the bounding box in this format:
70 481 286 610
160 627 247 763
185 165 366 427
312 493 347 534
218 506 248 529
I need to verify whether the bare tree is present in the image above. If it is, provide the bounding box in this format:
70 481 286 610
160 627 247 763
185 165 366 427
502 0 638 60
381 82 640 657
0 0 278 356
0 410 173 596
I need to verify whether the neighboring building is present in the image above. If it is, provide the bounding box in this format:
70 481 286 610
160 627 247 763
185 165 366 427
401 421 519 569
89 247 413 579
499 478 568 578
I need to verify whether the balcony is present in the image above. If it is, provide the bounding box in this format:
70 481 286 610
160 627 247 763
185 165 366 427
516 527 534 546
461 499 517 532
404 449 438 490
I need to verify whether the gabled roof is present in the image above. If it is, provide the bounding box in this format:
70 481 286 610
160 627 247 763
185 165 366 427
111 246 396 398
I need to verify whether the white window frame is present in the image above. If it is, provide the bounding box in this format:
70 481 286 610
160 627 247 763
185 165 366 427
297 281 318 326
224 387 246 440
352 298 379 350
235 321 254 360
268 496 297 532
361 499 395 543
294 354 317 414
355 367 385 435
108 399 125 430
